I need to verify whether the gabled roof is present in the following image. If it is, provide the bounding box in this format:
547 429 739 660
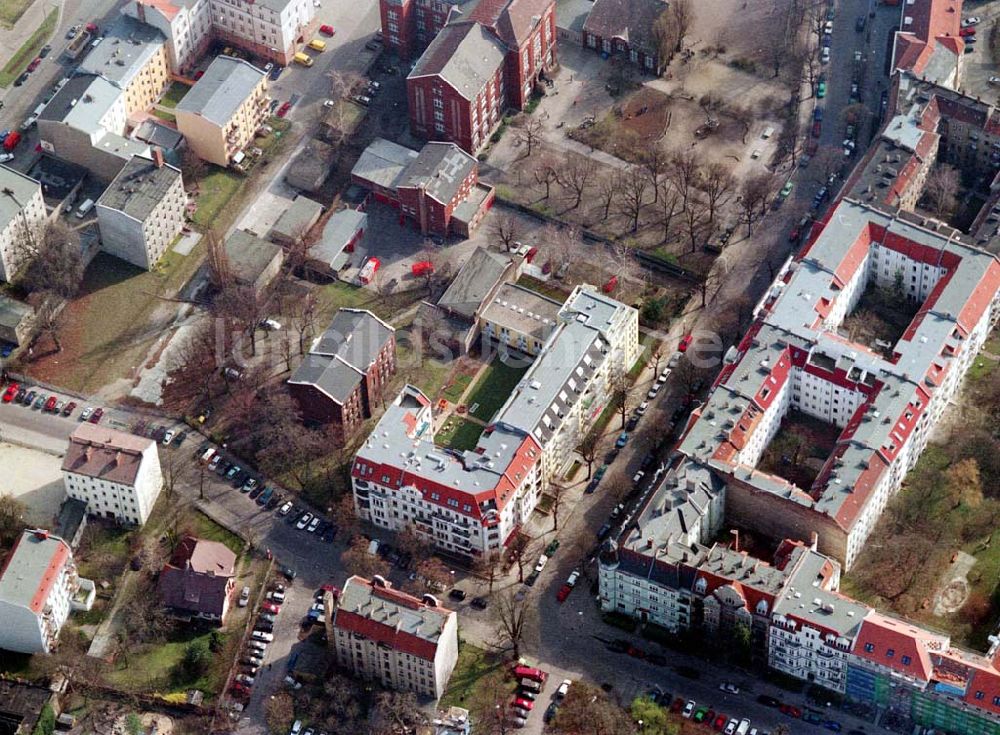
852 611 947 681
582 0 667 54
288 309 394 403
158 536 235 617
469 0 552 49
398 142 476 205
408 22 507 101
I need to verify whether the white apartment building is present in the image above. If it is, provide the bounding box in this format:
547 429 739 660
353 385 542 557
96 152 186 269
0 165 47 283
124 0 315 71
491 284 640 482
0 530 95 654
331 575 458 700
61 423 164 526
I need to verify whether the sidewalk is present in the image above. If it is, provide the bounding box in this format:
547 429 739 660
0 0 61 72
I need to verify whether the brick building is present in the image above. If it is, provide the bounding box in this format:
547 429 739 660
402 0 557 153
287 309 396 441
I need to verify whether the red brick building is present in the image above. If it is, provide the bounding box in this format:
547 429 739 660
287 309 396 443
402 0 557 154
582 0 669 75
351 137 495 236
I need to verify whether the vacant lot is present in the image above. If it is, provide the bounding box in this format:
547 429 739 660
0 443 65 525
26 246 204 396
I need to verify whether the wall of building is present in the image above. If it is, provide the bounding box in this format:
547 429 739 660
175 110 227 165
37 123 133 184
95 207 149 269
0 184 46 283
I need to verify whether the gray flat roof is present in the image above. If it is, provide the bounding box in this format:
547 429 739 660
437 246 511 319
271 195 324 242
224 229 282 285
0 293 33 330
0 531 71 613
97 154 181 221
480 282 561 342
0 165 41 234
40 74 120 135
176 56 265 127
80 16 166 89
351 138 418 191
313 208 365 266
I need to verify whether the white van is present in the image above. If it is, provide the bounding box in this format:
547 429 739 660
736 719 751 735
75 199 95 218
761 126 774 139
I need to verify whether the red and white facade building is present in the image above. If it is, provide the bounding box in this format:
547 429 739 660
331 575 458 700
402 0 557 153
0 530 95 654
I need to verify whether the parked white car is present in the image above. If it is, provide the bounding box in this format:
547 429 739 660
239 585 250 607
534 554 548 573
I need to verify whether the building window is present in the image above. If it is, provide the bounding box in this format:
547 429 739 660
863 643 874 653
975 691 984 700
885 649 894 658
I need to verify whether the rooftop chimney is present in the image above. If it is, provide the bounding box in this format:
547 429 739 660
152 147 164 168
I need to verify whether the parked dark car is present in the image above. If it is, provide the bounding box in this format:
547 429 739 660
756 695 780 707
448 589 467 602
471 596 488 610
597 523 612 540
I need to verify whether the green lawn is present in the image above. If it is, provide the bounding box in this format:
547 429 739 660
159 81 190 108
191 168 243 228
442 371 474 403
435 417 484 451
184 507 245 554
466 357 529 421
106 627 233 696
0 9 56 86
151 108 176 123
439 643 505 710
517 274 569 303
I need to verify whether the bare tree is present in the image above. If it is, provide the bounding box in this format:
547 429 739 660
700 162 735 226
0 493 27 547
549 482 567 531
597 175 618 221
668 0 693 53
610 367 631 430
656 179 681 242
578 432 601 479
922 165 961 221
473 551 503 595
544 223 580 275
618 166 648 232
489 209 524 252
683 199 709 253
491 588 536 659
557 155 596 209
728 105 754 144
651 9 680 70
341 536 391 579
738 173 777 236
324 69 364 137
508 534 537 583
668 151 701 212
638 148 668 201
513 114 544 157
533 160 559 200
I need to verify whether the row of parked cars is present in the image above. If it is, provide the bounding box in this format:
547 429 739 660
505 665 572 728
0 380 104 421
666 689 854 735
232 581 287 702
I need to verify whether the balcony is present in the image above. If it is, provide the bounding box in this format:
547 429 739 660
71 578 96 612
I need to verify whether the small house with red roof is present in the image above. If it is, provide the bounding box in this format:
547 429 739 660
331 575 458 700
0 530 94 654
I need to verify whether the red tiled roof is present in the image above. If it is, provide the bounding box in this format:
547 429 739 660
852 612 947 681
335 608 439 659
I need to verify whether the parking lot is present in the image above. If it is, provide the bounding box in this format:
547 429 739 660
955 3 1000 100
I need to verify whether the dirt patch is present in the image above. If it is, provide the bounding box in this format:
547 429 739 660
619 88 672 142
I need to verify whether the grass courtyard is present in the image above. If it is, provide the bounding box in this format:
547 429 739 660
191 168 243 228
159 81 190 108
439 642 508 710
466 357 529 421
435 417 484 451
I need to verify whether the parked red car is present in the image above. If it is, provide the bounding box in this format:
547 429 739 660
713 714 728 731
3 383 18 402
27 57 42 72
262 602 280 614
812 120 822 138
669 698 685 714
960 27 976 36
89 407 104 424
44 395 57 412
556 583 572 603
85 22 99 33
780 704 803 719
678 334 693 352
511 697 533 711
319 24 335 35
277 101 292 117
62 401 76 416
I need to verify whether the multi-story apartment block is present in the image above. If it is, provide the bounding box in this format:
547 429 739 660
0 530 95 654
80 16 170 116
38 74 151 183
353 384 543 556
289 308 397 441
0 165 46 283
175 55 269 166
331 575 458 700
889 0 963 89
124 0 315 71
403 0 557 153
351 138 495 236
352 285 637 557
96 151 186 270
491 284 640 482
61 423 164 526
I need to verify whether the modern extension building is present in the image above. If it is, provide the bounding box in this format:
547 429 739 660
288 308 397 440
0 530 94 654
175 55 269 166
123 0 315 72
0 165 46 283
331 575 459 700
96 151 186 269
351 138 495 236
61 423 164 526
352 285 638 557
401 0 557 153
